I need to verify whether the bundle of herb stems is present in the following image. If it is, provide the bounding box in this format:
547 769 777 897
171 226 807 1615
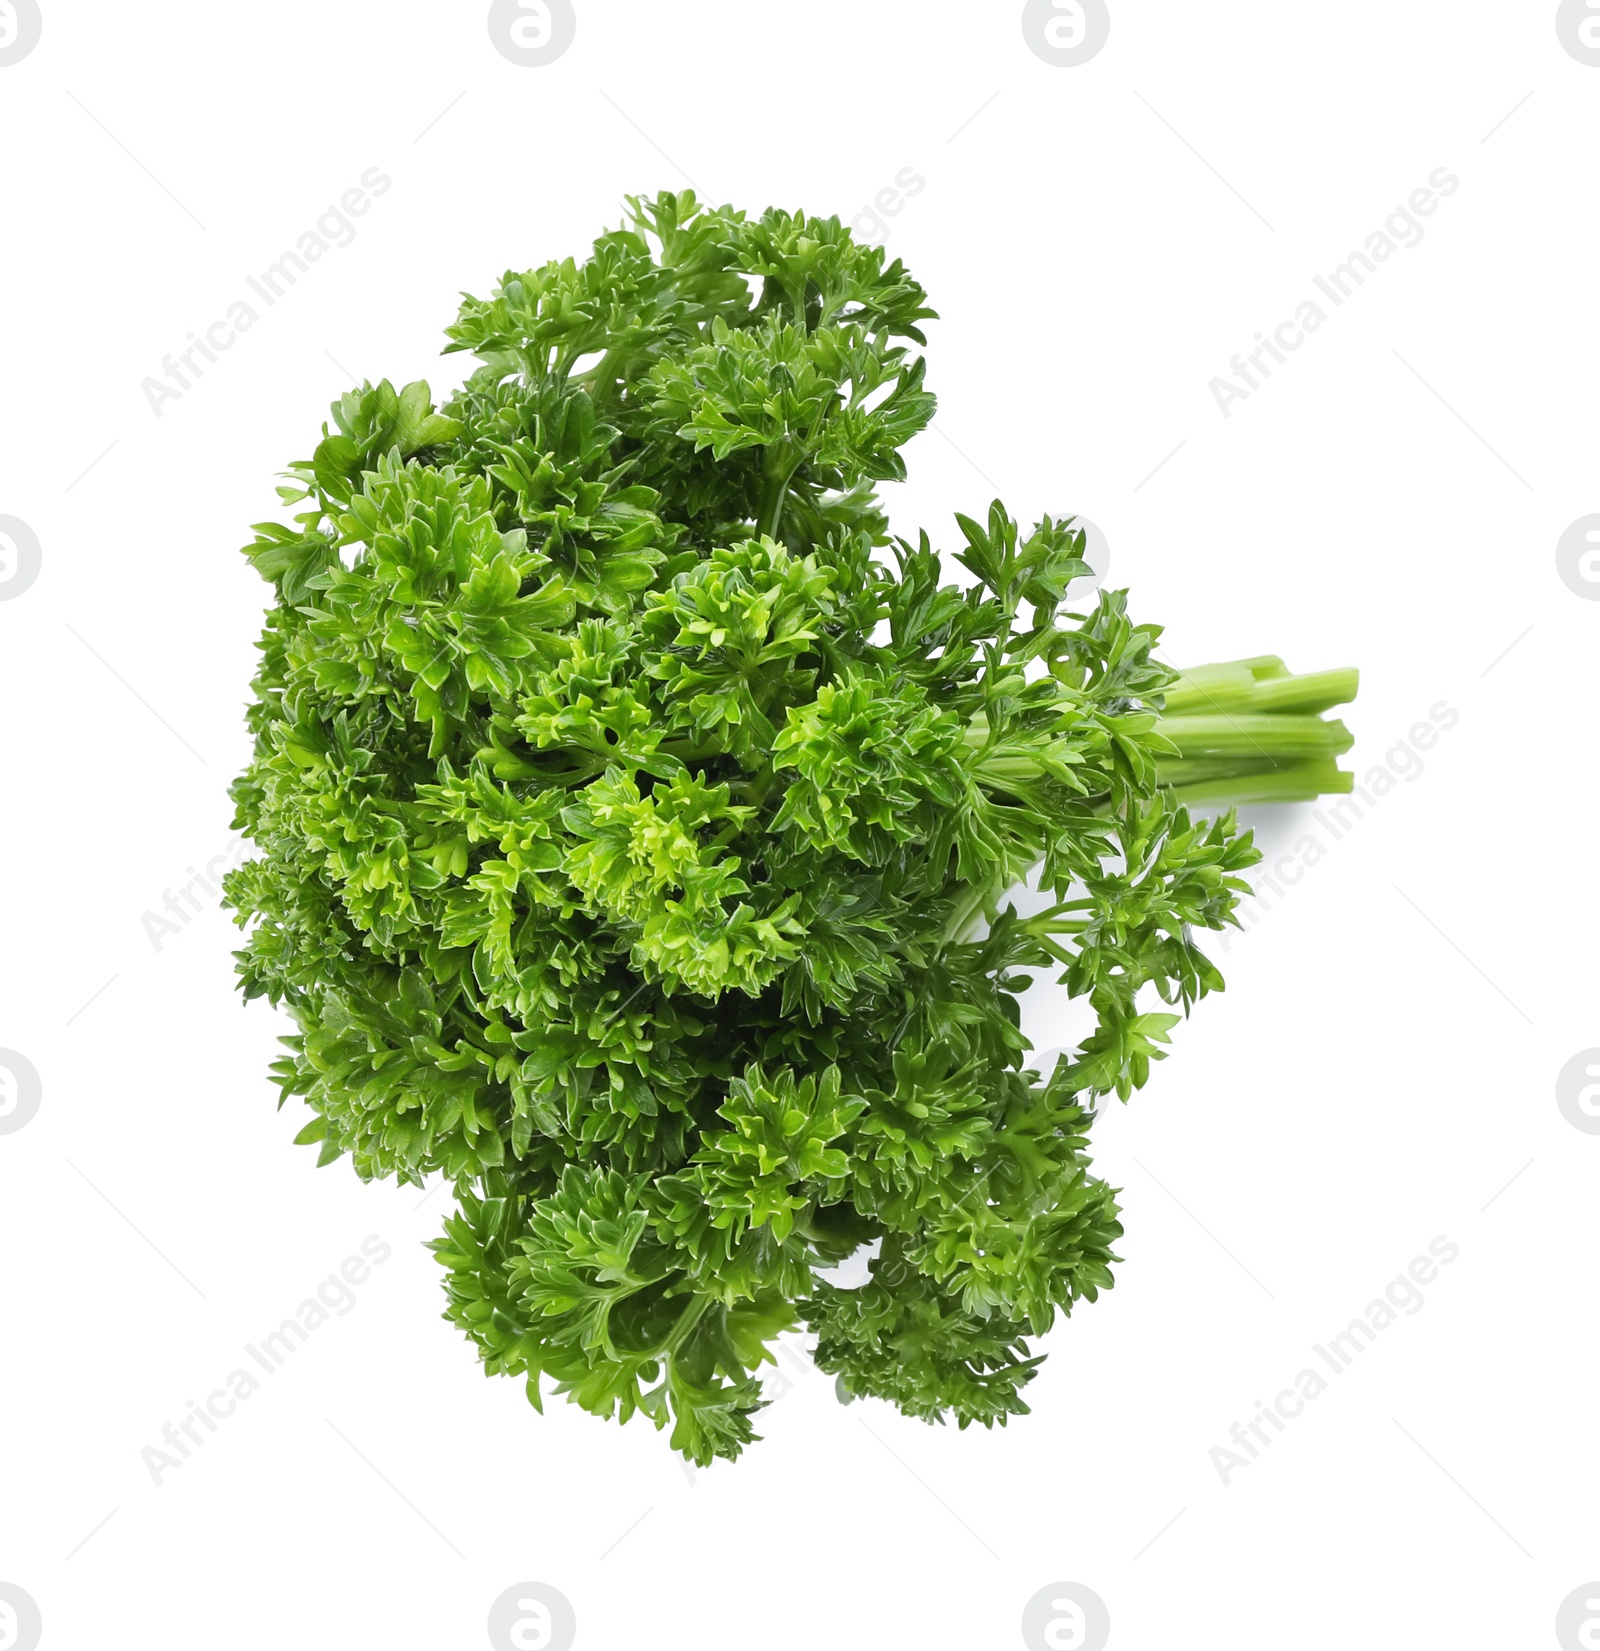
227 191 1359 1464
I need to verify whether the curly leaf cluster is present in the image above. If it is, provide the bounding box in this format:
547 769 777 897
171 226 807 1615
228 193 1266 1464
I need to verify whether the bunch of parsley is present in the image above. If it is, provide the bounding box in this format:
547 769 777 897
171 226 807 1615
227 193 1356 1465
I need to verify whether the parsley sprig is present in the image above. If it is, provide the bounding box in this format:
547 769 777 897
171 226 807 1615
228 193 1356 1464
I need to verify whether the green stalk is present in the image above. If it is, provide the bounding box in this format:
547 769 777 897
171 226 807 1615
1154 658 1360 809
757 444 803 539
1161 658 1360 717
1165 760 1354 809
959 657 1359 816
1156 713 1353 761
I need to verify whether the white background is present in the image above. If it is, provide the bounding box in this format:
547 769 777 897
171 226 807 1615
2 3 1597 1647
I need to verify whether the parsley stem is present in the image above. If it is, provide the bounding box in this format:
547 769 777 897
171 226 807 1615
757 459 800 539
1163 760 1355 809
1149 659 1361 808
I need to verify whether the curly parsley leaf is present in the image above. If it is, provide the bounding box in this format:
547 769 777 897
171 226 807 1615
227 192 1357 1464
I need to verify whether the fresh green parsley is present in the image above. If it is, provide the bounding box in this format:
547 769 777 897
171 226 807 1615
227 192 1357 1464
